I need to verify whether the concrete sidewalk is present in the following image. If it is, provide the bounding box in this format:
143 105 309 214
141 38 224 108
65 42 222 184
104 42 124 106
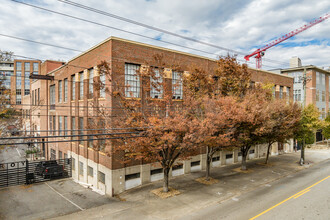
51 149 330 220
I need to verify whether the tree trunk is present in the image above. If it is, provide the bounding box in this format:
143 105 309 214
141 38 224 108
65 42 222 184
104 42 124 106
265 143 271 164
205 146 212 181
163 167 170 192
241 149 247 170
300 138 305 166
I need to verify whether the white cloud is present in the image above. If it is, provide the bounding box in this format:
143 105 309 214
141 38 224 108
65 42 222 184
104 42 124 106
0 0 329 70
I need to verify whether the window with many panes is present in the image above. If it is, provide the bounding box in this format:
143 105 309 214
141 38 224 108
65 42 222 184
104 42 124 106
322 91 325 102
50 149 56 160
98 171 105 184
58 80 62 103
99 120 105 151
52 116 56 135
79 117 83 145
33 62 39 75
64 116 68 137
79 161 84 176
87 166 93 177
71 75 75 100
58 116 62 136
49 115 53 134
71 117 76 139
16 67 22 103
172 71 182 99
89 68 94 98
286 87 290 101
24 62 30 95
79 72 83 99
294 89 301 102
64 78 68 102
50 85 55 105
100 72 106 98
150 68 163 99
37 88 40 105
88 118 93 148
316 89 319 101
279 86 283 99
125 63 140 98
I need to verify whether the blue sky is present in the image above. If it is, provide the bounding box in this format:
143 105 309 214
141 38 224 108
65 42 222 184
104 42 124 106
0 0 329 70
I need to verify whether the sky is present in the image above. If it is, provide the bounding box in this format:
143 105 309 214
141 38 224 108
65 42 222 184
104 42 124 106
0 0 329 70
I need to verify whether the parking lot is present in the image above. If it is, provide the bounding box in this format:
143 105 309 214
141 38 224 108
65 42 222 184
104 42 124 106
0 178 115 220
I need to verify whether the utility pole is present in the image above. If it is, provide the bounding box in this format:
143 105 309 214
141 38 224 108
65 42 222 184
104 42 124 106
299 68 311 165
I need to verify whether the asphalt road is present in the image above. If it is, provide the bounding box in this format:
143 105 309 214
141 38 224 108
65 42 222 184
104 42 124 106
0 141 27 163
0 179 114 220
182 159 330 220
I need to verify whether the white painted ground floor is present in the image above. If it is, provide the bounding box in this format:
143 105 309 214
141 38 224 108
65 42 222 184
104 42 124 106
68 141 293 197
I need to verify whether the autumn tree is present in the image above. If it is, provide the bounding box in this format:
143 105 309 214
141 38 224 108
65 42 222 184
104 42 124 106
191 96 243 180
183 55 252 178
94 57 199 192
0 50 17 131
230 87 273 170
322 113 330 147
120 112 197 192
294 104 322 165
0 49 13 62
261 99 301 164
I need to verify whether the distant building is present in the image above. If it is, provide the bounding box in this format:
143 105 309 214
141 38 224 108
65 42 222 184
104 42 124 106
281 57 330 119
0 61 14 103
10 60 41 106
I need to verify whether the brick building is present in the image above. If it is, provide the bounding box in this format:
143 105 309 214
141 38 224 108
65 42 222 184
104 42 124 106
281 57 330 119
30 37 294 196
0 61 13 104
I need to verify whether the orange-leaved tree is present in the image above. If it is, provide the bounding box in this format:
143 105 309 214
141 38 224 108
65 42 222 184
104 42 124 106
261 98 301 164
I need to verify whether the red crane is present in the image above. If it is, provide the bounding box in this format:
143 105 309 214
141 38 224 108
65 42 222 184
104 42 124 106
244 13 330 69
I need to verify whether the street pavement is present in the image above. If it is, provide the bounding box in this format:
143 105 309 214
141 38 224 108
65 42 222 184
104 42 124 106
0 141 27 163
50 149 330 220
182 156 330 220
0 179 115 220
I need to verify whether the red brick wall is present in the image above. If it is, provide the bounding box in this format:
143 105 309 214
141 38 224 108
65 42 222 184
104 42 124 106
43 37 294 170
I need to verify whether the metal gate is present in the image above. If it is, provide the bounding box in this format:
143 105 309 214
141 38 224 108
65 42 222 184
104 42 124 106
0 158 72 188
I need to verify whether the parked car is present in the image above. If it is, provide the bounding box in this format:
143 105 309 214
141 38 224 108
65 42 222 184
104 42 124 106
34 160 64 179
7 125 19 136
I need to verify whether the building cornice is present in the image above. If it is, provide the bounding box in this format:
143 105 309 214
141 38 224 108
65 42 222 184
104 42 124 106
281 65 330 74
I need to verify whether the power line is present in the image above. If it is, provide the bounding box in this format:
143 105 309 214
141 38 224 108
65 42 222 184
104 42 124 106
57 0 289 67
9 127 148 133
9 0 288 68
0 131 140 140
11 102 170 111
57 0 242 55
10 0 221 58
0 135 143 146
0 33 284 73
0 33 82 52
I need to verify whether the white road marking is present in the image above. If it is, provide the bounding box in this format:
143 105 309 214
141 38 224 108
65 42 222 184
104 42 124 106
16 148 21 157
45 182 85 211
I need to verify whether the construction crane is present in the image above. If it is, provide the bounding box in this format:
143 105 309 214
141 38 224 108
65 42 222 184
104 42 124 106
244 13 330 69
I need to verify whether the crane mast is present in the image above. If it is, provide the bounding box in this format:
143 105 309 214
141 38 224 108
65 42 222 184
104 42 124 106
244 13 330 69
